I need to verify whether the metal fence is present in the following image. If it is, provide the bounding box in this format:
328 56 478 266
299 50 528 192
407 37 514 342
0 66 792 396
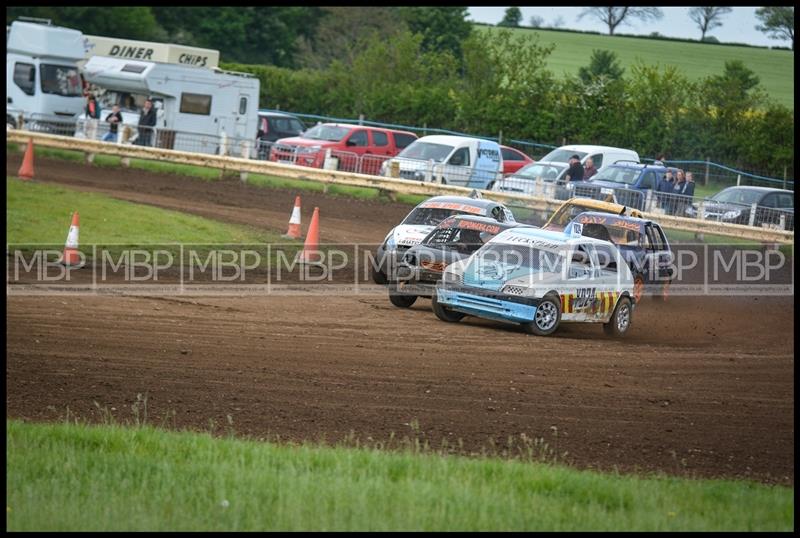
269 109 793 191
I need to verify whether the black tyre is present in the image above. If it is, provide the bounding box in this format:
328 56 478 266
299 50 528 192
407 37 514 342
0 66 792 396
371 265 388 285
431 293 465 323
522 293 561 336
388 285 417 308
604 296 633 337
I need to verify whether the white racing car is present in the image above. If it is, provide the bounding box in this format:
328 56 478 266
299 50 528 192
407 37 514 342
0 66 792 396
371 194 516 284
432 224 636 337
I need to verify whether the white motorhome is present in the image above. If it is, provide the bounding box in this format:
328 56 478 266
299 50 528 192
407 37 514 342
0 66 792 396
82 55 260 156
382 135 504 190
6 20 87 131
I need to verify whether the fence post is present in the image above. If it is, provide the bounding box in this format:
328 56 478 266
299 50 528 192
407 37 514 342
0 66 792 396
704 157 710 186
644 188 654 212
562 137 566 146
358 114 364 126
426 159 434 182
748 203 757 227
783 166 787 190
736 174 741 186
423 123 427 136
498 130 503 145
697 201 704 221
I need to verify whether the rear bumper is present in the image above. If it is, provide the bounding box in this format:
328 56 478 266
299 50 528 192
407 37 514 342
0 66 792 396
435 284 541 324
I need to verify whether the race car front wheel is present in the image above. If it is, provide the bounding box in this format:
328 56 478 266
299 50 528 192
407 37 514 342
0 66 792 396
371 266 388 285
522 294 561 336
388 285 417 308
432 294 465 323
604 296 633 337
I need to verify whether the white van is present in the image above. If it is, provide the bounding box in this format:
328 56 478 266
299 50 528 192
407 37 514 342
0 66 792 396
538 144 639 170
382 135 504 190
493 144 639 195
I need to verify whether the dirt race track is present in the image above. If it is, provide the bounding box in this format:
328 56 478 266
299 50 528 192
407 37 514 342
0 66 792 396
6 155 796 485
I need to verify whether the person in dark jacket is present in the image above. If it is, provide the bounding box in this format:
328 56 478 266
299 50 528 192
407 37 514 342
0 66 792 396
657 170 675 211
102 104 123 143
564 155 584 182
136 98 157 147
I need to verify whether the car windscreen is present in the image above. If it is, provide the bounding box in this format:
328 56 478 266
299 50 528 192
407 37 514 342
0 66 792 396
40 64 83 96
711 189 762 205
476 244 564 274
402 207 476 226
539 149 588 163
302 124 349 142
397 142 454 163
591 166 641 185
512 162 567 181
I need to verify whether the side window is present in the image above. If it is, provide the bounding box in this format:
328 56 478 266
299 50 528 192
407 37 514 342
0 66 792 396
239 97 247 115
14 62 36 96
759 194 777 208
646 225 664 251
641 171 657 190
180 93 212 115
449 147 470 166
372 131 388 147
394 133 417 149
591 154 603 168
777 193 794 209
348 130 368 147
501 147 523 161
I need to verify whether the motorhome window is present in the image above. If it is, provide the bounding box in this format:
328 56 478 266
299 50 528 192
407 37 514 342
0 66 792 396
121 64 147 74
13 62 35 96
372 131 388 147
39 64 82 97
540 149 588 163
180 93 212 115
394 133 416 149
398 142 454 163
348 130 368 147
303 124 349 142
448 148 470 166
239 97 247 115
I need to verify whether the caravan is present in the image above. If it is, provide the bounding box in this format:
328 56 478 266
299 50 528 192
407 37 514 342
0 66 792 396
6 20 87 133
82 55 260 156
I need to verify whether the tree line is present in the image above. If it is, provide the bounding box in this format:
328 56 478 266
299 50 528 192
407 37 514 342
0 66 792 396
223 29 793 179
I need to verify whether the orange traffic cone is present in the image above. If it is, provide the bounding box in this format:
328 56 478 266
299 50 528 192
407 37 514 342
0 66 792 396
298 207 321 265
61 212 82 267
18 138 35 180
283 196 302 239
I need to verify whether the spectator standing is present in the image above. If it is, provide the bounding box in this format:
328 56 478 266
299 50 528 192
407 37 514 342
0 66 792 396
136 98 157 147
653 153 666 166
583 157 598 180
564 154 584 182
102 104 123 143
85 94 101 140
682 172 696 198
657 170 675 212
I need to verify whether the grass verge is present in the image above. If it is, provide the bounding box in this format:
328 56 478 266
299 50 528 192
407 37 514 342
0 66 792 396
6 419 793 531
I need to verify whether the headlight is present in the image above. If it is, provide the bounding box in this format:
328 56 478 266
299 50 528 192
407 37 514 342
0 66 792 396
385 234 396 249
723 210 742 220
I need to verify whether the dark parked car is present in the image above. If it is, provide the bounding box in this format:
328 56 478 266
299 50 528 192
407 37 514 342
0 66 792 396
256 111 306 158
389 215 527 307
685 186 794 230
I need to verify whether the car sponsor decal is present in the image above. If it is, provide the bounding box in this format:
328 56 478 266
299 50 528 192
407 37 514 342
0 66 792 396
457 220 502 234
419 201 484 214
502 235 562 250
561 290 619 315
577 214 642 232
420 261 447 272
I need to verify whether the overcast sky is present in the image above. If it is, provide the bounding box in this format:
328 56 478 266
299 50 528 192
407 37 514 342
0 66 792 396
468 7 789 48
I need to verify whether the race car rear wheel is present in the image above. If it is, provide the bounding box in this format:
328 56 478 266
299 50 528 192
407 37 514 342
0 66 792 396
604 296 633 337
522 294 561 336
388 285 417 308
431 294 465 323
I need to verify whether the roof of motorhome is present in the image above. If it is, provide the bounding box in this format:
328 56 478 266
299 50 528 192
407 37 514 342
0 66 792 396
412 135 499 146
7 20 86 61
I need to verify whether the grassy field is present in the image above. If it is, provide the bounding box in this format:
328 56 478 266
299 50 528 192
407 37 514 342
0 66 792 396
479 25 794 109
6 420 793 531
7 178 276 246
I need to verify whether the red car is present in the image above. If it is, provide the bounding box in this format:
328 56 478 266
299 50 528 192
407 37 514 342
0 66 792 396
500 145 534 176
270 123 418 175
